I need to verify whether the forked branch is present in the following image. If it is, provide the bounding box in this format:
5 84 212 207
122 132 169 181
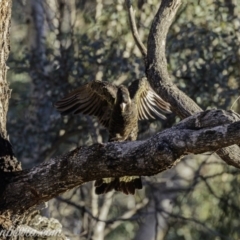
145 0 240 167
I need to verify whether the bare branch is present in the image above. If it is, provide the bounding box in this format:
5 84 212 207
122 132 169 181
92 191 114 240
125 0 147 61
104 199 148 236
0 109 240 215
146 0 240 172
146 0 198 118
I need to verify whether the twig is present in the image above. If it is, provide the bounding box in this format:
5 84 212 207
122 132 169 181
125 0 147 63
57 196 143 224
231 95 240 110
104 198 148 236
92 191 114 240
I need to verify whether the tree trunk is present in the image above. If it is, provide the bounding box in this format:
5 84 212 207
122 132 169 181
0 0 21 172
0 1 66 238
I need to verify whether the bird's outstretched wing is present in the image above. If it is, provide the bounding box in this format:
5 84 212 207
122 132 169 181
55 81 118 128
128 78 171 120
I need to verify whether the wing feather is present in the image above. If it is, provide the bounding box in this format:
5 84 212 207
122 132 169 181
55 81 117 128
138 103 144 120
141 97 155 119
139 98 149 119
128 78 171 120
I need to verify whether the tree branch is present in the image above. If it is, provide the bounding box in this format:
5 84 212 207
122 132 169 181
146 0 240 168
146 0 199 117
125 0 147 61
0 109 240 215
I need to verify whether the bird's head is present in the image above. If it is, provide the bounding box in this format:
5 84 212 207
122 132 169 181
117 86 131 112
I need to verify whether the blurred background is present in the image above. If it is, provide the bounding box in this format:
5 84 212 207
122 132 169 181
7 0 240 239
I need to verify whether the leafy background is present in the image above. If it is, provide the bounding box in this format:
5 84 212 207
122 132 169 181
7 0 240 239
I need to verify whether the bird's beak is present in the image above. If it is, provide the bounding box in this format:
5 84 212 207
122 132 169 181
120 103 126 112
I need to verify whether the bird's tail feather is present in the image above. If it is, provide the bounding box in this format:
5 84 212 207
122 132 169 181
95 176 142 195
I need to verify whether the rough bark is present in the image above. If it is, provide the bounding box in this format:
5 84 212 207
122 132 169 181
0 0 11 139
146 0 240 168
0 109 239 215
0 0 21 174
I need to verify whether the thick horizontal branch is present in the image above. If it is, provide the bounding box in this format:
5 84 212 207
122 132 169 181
0 109 240 215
